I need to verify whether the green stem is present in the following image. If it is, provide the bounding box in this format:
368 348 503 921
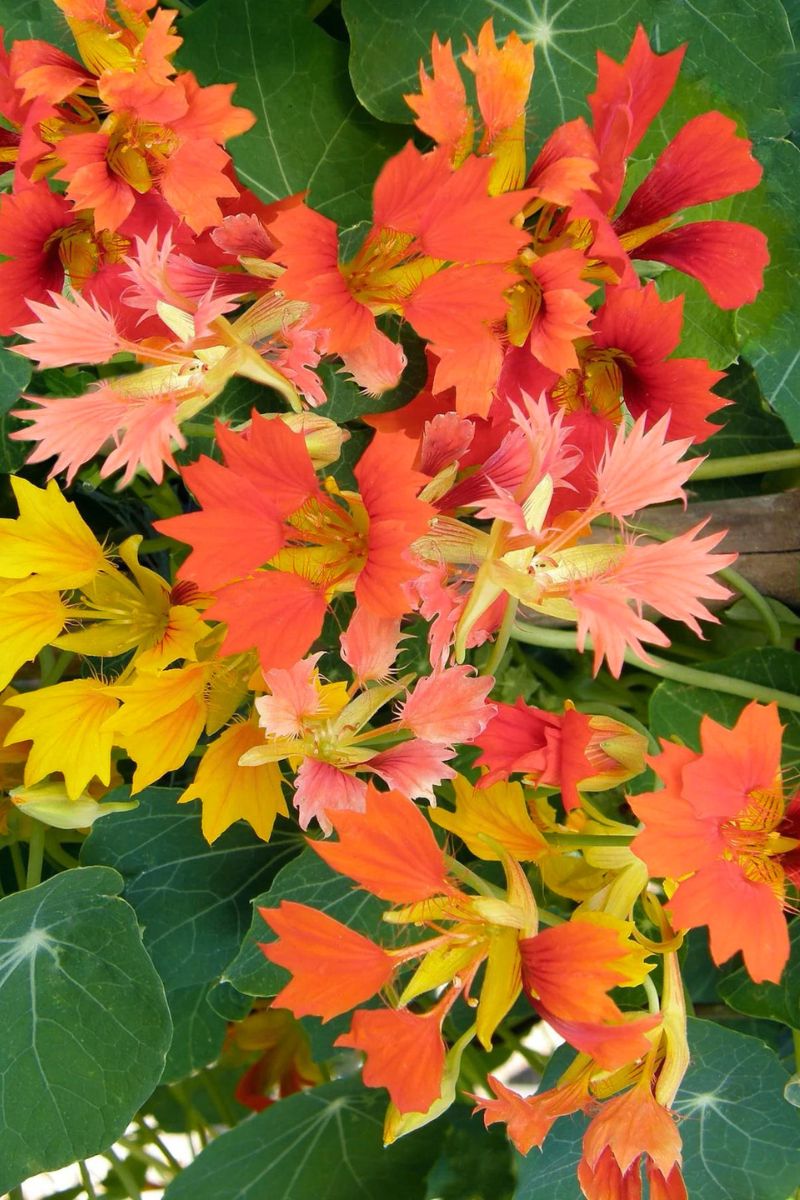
79 1160 98 1200
25 824 46 889
8 1187 25 1200
482 597 519 677
181 421 217 438
691 448 800 480
793 1029 800 1076
512 623 800 713
104 1147 142 1200
117 1137 175 1178
542 831 635 849
719 565 782 646
445 855 502 898
44 835 81 870
140 1124 182 1171
172 1082 211 1149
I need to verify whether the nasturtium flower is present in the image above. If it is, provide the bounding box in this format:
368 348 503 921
179 720 287 845
630 701 798 983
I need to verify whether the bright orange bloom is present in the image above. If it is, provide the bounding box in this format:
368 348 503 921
260 901 396 1022
630 701 797 983
311 786 455 904
578 1084 686 1200
520 915 658 1069
476 1070 591 1154
157 420 431 669
335 1006 447 1115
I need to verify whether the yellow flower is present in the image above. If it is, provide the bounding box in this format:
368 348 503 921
6 679 119 800
180 721 288 844
0 478 107 590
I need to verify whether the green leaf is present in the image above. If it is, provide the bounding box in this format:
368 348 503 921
694 361 794 460
161 982 228 1085
178 0 405 227
656 270 739 370
223 846 385 997
0 866 172 1193
81 788 298 1077
343 0 793 140
735 139 800 440
426 1104 515 1200
0 0 74 46
0 344 32 474
162 1076 440 1200
515 1018 800 1199
719 921 800 1028
649 647 800 764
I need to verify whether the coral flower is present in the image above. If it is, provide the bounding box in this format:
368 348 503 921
630 701 797 983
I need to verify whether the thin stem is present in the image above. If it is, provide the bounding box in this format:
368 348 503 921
444 855 503 898
512 623 800 713
79 1160 98 1199
691 448 800 480
542 831 635 849
643 975 661 1015
143 1126 183 1172
117 1137 175 1178
25 824 46 889
8 1187 25 1200
719 566 782 646
793 1029 800 1076
44 836 81 870
104 1147 143 1200
482 597 519 677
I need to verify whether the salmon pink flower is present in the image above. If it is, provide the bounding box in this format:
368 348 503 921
630 701 797 983
398 665 495 744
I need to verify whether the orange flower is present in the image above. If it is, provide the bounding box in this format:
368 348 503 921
578 1084 686 1200
260 901 396 1022
311 786 455 904
630 701 797 983
520 915 658 1069
336 1006 447 1114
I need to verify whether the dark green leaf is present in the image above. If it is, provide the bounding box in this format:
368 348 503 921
0 867 172 1193
223 847 385 997
178 0 406 227
426 1104 515 1200
515 1018 800 1199
0 344 32 474
343 0 793 140
81 788 298 1077
161 982 228 1085
649 647 800 765
719 921 800 1028
736 139 800 439
162 1076 440 1200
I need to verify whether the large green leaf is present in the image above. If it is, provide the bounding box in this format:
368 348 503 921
719 921 800 1028
162 1076 439 1200
648 647 800 764
81 789 299 1078
515 1018 800 1199
0 867 172 1192
343 0 793 140
0 344 32 474
178 0 405 227
223 846 385 998
736 138 800 440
